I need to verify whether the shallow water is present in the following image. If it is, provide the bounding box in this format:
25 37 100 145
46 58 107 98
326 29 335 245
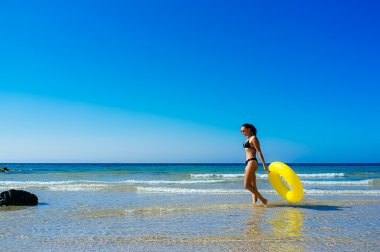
1 163 379 251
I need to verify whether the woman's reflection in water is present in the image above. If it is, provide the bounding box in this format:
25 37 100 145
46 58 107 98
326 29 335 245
244 206 266 236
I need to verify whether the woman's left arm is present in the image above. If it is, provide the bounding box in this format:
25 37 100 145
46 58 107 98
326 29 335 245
251 137 269 172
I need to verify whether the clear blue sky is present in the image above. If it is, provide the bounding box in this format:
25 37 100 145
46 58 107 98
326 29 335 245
1 0 379 163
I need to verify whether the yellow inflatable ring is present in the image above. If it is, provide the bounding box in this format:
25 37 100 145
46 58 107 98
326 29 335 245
268 162 303 203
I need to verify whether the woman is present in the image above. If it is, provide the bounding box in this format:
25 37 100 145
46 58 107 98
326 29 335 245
241 123 269 205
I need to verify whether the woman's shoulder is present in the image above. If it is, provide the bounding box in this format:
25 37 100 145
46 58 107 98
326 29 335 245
249 135 259 143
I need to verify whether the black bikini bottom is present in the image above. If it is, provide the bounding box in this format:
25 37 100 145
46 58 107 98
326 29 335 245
245 157 257 165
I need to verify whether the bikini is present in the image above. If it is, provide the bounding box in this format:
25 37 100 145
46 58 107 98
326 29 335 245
243 137 257 165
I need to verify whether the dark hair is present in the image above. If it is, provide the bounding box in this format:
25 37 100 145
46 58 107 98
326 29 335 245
242 123 257 136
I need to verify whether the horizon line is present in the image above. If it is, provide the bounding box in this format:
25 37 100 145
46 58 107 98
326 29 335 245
2 162 380 165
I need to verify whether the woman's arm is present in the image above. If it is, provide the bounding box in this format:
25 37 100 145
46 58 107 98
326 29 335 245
251 137 269 172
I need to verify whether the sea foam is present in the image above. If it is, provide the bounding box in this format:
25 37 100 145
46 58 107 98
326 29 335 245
301 179 375 186
136 186 380 195
191 173 345 179
0 179 228 191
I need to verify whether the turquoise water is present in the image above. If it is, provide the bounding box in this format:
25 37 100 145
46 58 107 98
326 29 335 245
1 163 380 251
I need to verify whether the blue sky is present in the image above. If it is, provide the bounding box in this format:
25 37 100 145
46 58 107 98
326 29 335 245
1 0 379 163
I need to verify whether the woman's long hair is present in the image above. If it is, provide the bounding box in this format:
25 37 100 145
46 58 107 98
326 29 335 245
242 123 257 136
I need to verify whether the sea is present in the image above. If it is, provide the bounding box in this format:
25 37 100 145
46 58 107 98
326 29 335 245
0 163 379 251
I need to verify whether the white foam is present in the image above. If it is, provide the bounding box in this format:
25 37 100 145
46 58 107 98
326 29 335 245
304 189 380 195
0 180 111 191
136 186 248 194
302 179 374 186
0 179 228 191
136 186 380 195
121 179 225 185
191 174 244 179
191 173 346 179
297 173 345 178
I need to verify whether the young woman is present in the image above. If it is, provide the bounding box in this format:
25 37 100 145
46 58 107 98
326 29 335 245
241 123 269 205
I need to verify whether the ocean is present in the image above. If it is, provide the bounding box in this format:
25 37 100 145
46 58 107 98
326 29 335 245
1 163 379 251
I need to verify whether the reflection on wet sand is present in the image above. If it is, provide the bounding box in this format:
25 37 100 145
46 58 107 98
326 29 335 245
244 206 266 236
244 204 305 251
270 207 303 237
245 205 304 237
269 207 305 251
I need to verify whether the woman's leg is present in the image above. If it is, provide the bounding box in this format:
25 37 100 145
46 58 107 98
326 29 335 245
252 194 257 204
250 163 258 204
244 162 267 205
244 164 258 205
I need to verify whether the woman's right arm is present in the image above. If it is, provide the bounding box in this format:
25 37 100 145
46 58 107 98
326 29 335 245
251 137 269 172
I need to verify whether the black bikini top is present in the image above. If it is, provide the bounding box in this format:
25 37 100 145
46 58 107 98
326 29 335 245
243 137 255 149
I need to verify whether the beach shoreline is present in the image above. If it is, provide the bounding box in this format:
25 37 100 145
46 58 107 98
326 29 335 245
1 163 379 251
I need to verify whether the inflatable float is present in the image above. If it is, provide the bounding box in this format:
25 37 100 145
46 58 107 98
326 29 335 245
268 162 303 203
